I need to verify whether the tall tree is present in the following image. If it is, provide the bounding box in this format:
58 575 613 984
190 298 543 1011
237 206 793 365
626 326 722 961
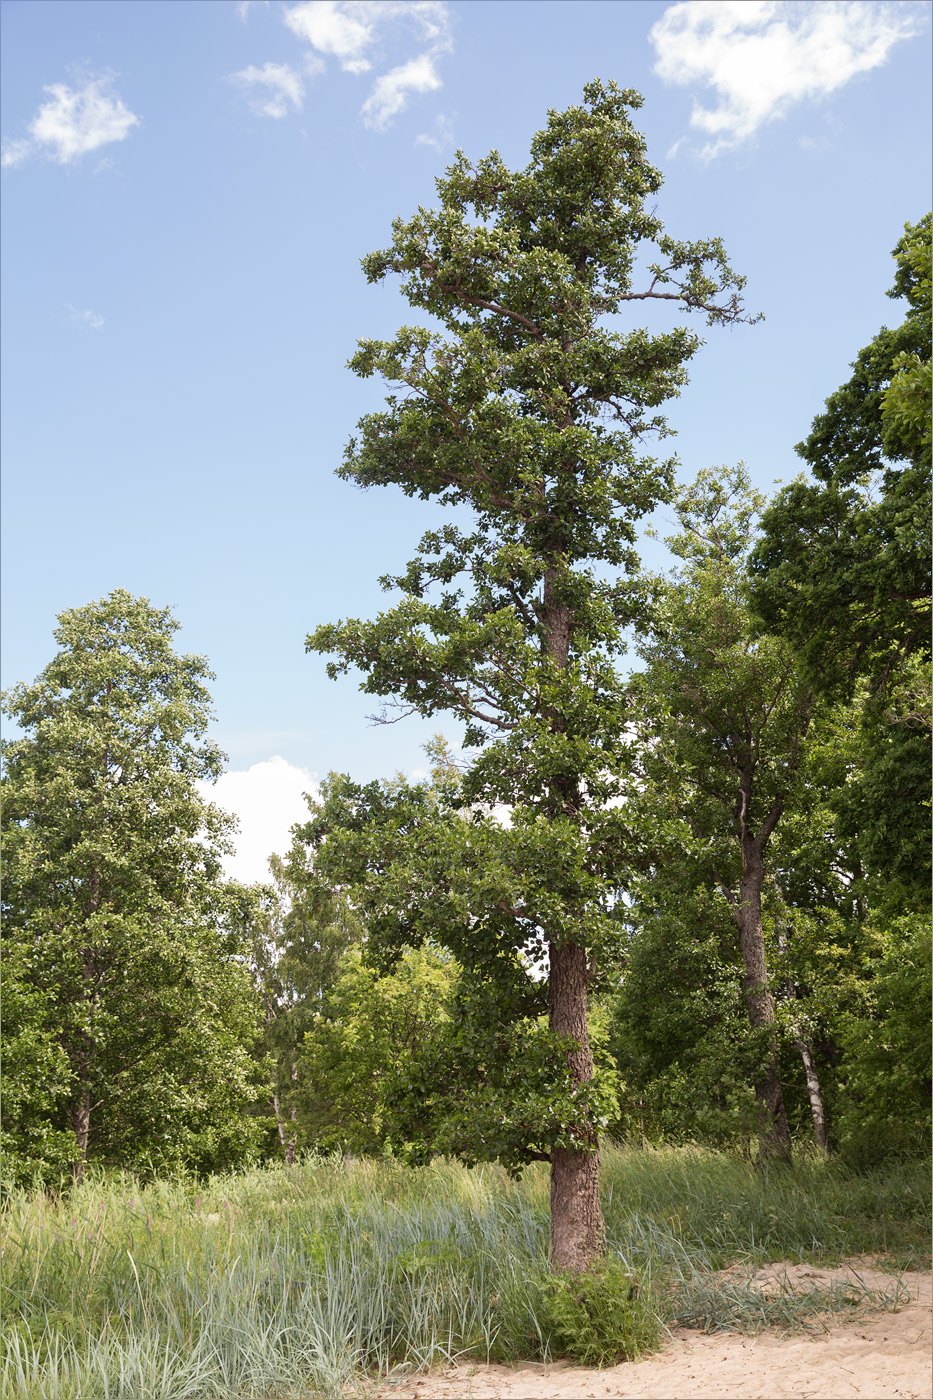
1 591 262 1182
306 82 755 1271
749 215 931 912
624 467 820 1158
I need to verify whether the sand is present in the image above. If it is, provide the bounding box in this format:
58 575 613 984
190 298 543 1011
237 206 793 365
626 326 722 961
376 1263 933 1400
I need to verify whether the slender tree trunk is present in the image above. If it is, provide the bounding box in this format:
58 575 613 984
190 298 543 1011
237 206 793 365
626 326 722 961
548 939 606 1273
273 1091 297 1165
541 567 606 1274
70 1085 91 1184
736 838 792 1160
773 900 828 1154
71 874 101 1182
273 1059 299 1165
794 1035 828 1152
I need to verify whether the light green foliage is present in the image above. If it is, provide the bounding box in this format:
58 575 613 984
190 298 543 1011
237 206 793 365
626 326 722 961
750 214 931 698
628 465 814 870
2 1148 926 1397
304 83 755 1208
298 764 621 1175
231 865 366 1160
1 591 263 1183
295 944 459 1155
531 1257 659 1365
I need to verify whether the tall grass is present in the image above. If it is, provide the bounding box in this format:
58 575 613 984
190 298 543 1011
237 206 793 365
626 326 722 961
2 1146 927 1399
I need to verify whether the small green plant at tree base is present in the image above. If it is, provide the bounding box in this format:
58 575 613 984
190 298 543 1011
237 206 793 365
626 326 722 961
532 1257 660 1366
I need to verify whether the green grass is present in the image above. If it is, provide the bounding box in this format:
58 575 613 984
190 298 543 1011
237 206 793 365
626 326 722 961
2 1146 928 1399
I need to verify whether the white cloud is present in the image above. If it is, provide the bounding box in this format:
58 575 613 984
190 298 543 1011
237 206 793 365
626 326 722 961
285 0 378 72
2 76 139 169
362 52 441 130
199 755 318 885
415 111 454 150
66 304 104 330
231 61 306 118
285 0 450 74
1 139 34 170
236 0 270 19
281 1 451 126
651 0 924 158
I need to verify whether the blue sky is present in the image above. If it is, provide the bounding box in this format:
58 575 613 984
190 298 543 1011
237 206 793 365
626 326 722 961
2 0 930 878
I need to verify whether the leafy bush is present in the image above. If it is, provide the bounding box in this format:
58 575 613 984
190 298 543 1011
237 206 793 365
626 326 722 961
532 1257 659 1365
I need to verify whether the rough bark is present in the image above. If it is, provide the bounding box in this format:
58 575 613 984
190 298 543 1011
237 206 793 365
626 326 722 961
736 835 792 1160
541 568 606 1274
548 939 606 1272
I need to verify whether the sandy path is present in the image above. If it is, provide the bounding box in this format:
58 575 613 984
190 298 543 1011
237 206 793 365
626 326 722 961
376 1264 932 1400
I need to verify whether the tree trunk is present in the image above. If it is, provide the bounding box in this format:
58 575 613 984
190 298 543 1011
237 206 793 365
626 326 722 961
71 1085 91 1183
539 564 605 1274
794 1035 829 1152
273 1091 297 1165
548 939 606 1273
72 883 100 1184
736 838 792 1160
273 1059 299 1165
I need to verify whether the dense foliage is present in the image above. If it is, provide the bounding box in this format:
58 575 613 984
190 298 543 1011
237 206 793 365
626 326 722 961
1 592 263 1188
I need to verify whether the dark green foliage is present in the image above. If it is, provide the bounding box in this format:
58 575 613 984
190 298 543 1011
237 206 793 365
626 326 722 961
834 917 932 1165
832 705 931 910
607 899 766 1148
388 966 619 1174
749 215 931 698
0 945 77 1189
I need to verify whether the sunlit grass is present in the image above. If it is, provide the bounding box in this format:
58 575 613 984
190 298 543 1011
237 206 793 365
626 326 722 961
2 1145 927 1398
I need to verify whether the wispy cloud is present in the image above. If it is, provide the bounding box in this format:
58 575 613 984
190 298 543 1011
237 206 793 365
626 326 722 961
236 0 269 20
231 61 306 118
2 76 139 169
651 0 925 159
415 110 454 150
281 0 451 126
285 1 450 72
362 53 442 130
66 304 104 330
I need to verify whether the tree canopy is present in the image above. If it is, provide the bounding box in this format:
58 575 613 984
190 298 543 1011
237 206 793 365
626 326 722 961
1 591 262 1185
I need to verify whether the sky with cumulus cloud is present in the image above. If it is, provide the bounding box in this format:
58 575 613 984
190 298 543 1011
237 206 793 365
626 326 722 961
2 0 930 881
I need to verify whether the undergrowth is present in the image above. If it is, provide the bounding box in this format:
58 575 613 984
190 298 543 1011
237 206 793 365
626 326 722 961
1 1145 927 1398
